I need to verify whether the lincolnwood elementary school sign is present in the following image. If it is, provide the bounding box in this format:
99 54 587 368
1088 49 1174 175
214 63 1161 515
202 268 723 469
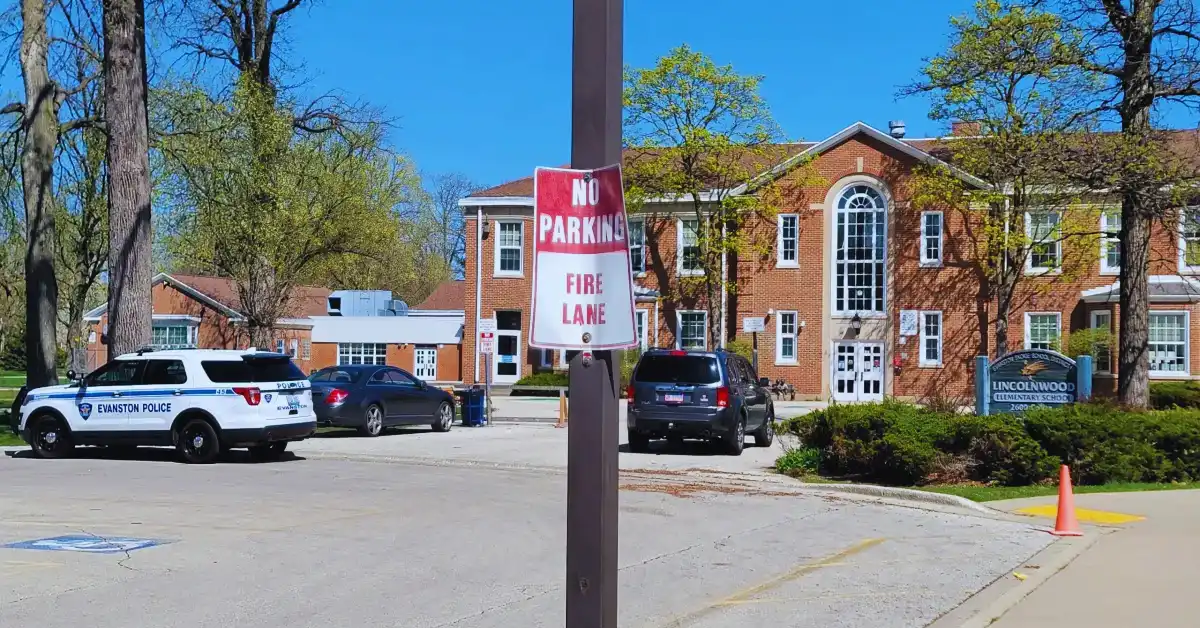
975 349 1093 415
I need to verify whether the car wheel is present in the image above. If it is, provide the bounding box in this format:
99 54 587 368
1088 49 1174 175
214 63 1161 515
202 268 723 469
753 409 775 447
724 416 745 456
431 401 454 433
359 404 384 437
28 414 74 460
177 418 220 464
628 430 650 453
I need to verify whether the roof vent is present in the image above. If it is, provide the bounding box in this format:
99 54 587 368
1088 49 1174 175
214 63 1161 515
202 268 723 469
888 120 906 139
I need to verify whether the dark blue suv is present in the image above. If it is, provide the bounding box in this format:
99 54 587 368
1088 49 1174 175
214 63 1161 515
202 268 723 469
626 349 775 456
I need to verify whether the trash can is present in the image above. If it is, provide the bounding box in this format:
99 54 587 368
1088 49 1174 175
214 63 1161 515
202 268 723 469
457 387 487 427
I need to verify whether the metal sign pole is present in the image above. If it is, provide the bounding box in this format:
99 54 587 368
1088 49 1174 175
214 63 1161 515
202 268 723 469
567 1 621 627
752 331 758 372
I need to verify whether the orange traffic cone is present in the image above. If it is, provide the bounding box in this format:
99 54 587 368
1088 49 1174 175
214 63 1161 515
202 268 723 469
1051 465 1083 537
555 390 568 428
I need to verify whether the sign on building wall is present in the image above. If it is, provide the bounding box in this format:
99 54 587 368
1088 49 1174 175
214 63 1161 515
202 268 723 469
743 317 765 333
529 165 637 350
899 310 919 337
984 349 1083 414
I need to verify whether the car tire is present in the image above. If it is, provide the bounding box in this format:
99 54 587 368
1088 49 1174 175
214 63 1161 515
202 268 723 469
628 430 650 453
753 409 775 448
28 414 74 460
176 418 220 464
431 401 454 433
724 416 746 456
359 404 384 437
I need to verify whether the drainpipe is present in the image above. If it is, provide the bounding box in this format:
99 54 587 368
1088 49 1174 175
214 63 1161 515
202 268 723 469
720 221 728 348
654 298 660 348
474 207 483 384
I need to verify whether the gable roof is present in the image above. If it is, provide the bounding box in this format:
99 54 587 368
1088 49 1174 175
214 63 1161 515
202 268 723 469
416 280 465 310
83 273 332 321
459 121 989 206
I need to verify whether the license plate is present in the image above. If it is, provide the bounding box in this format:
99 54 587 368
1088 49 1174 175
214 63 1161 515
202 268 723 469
664 394 685 404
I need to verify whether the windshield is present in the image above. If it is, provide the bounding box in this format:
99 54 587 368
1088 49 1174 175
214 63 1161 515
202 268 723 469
309 368 364 384
634 354 721 385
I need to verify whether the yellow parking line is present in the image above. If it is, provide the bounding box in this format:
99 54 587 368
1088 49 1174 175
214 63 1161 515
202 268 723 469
1015 505 1145 525
658 538 885 626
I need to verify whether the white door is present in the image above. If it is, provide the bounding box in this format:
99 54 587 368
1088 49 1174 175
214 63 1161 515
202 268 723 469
493 332 521 384
831 342 885 402
414 347 438 381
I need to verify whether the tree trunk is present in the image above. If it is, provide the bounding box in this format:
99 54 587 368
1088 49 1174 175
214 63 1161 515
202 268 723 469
20 0 60 388
1116 17 1155 409
994 285 1013 359
103 0 153 358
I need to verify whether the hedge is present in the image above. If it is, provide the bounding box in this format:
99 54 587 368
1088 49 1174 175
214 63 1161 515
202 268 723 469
1149 381 1200 409
781 400 1200 486
513 372 569 387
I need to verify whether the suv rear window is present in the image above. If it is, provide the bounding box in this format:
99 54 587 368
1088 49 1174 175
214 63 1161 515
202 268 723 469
202 357 306 383
634 354 721 385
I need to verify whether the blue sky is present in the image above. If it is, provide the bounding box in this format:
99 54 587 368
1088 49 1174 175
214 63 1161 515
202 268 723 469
287 0 990 189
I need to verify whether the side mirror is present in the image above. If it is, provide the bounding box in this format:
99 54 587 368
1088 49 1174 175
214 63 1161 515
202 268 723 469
66 369 79 382
758 377 770 388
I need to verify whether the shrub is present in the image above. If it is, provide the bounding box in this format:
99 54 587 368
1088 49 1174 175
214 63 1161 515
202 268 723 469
725 339 753 361
514 372 569 387
774 446 821 477
1149 381 1200 409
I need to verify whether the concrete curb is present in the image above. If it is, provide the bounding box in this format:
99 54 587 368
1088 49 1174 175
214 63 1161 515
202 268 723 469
791 481 1001 516
932 530 1108 628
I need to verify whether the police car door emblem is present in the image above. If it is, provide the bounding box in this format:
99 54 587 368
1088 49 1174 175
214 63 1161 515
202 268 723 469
264 394 273 403
78 402 92 420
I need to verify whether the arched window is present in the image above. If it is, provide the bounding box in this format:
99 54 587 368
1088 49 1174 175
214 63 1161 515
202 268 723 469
834 184 886 314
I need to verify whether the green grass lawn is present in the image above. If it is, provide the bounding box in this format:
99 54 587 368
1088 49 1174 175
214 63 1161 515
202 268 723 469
921 482 1200 502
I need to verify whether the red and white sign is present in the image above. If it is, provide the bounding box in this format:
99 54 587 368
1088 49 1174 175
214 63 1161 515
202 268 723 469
529 165 637 350
478 332 494 355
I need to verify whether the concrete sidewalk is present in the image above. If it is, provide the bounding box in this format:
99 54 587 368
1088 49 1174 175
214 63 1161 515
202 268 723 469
987 490 1200 627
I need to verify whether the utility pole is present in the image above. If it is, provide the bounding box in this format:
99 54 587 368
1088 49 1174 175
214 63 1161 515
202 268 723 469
566 1 622 627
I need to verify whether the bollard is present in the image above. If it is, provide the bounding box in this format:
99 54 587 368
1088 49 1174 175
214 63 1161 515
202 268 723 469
556 389 568 428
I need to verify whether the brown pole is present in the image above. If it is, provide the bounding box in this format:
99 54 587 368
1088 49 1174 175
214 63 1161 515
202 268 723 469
566 0 622 626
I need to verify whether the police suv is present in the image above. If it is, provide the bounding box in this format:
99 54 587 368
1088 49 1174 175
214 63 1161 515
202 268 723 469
12 348 316 464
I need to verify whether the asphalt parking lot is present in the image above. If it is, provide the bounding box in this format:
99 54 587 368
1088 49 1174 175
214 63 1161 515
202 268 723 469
0 436 1054 628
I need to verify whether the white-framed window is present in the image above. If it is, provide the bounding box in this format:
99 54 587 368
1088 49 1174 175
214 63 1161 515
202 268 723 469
289 339 299 358
494 220 523 276
919 311 942 367
777 214 799 268
151 325 194 348
1024 313 1061 351
539 348 554 369
628 218 645 274
834 184 887 315
1090 310 1112 373
677 218 703 276
677 311 707 350
1026 211 1061 273
1149 311 1190 376
635 309 649 352
776 311 797 364
302 340 312 360
920 211 943 267
1100 210 1121 274
275 339 285 354
338 342 388 366
1179 207 1200 273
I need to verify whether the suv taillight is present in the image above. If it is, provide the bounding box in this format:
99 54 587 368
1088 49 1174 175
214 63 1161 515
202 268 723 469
233 387 261 406
716 387 730 408
325 388 349 406
625 384 635 400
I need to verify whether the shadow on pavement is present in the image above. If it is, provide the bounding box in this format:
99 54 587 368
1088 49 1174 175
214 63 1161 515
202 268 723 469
5 447 305 465
312 426 436 439
618 439 729 457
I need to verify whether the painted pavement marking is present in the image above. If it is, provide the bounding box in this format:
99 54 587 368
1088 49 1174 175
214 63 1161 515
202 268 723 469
1015 505 1145 525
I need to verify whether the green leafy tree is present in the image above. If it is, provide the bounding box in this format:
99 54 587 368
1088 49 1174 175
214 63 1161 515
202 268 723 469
158 79 420 345
905 0 1101 356
623 45 816 348
1023 0 1200 407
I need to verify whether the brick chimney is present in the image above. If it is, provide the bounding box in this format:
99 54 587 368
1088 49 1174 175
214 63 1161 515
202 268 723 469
951 121 982 136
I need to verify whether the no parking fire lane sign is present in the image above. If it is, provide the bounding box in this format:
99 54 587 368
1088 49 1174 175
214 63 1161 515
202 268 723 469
529 165 637 351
